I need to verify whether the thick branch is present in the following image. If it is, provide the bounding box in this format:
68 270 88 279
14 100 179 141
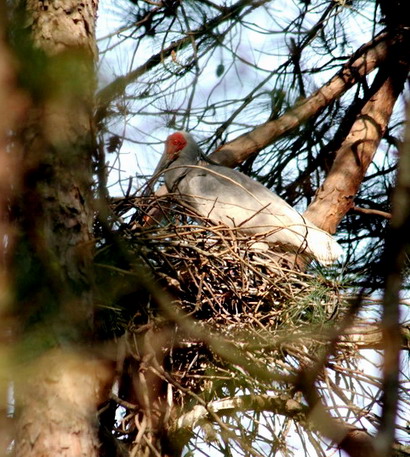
174 394 307 432
351 205 392 219
143 32 395 224
172 392 375 457
210 31 392 167
304 57 409 232
340 322 410 350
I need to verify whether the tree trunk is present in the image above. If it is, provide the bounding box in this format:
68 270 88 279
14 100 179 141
18 0 98 327
0 1 28 453
15 351 114 457
9 1 115 456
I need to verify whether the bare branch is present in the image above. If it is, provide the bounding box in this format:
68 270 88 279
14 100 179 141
96 0 270 121
174 394 307 432
210 31 392 167
340 322 410 350
351 206 392 219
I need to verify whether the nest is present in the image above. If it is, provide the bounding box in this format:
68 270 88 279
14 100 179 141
105 195 346 444
112 194 343 346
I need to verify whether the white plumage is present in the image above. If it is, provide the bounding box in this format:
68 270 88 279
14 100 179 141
152 131 343 265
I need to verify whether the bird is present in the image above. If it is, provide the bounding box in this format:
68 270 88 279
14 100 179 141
150 131 343 265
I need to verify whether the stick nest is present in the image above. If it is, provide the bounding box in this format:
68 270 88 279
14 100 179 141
112 195 344 337
104 195 348 446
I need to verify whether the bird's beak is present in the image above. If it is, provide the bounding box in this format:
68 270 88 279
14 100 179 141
142 147 173 196
152 150 172 180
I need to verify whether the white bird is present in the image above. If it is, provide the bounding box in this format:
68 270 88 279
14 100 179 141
151 131 343 265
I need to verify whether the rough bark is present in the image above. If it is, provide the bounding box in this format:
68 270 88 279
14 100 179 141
15 351 115 457
0 2 28 453
11 1 115 457
19 0 98 325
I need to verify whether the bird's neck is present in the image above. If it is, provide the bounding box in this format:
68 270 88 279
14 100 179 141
164 154 198 191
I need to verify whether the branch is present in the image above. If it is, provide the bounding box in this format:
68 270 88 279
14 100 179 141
96 0 270 121
340 322 410 350
141 32 394 223
289 293 382 457
374 97 410 457
210 31 392 167
304 39 410 232
174 394 307 432
171 393 378 457
351 205 392 219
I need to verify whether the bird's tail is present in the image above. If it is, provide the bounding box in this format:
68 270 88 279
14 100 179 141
303 225 343 266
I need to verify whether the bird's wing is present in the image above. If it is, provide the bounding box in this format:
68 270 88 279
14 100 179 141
177 165 342 264
179 165 308 233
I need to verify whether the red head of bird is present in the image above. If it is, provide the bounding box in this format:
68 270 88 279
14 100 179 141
165 131 188 160
152 132 201 190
